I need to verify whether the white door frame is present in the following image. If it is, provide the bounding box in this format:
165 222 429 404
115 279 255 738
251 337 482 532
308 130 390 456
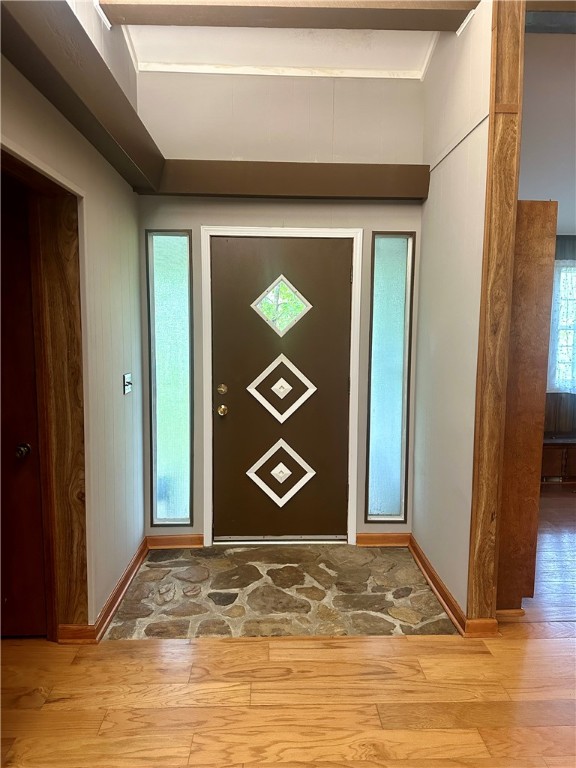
200 226 363 545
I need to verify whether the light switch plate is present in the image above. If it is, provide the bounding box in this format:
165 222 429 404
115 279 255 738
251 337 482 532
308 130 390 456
123 373 132 395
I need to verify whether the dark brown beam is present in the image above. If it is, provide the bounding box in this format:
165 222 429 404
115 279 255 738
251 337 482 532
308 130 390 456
1 1 164 192
154 159 429 199
526 10 576 31
526 1 575 10
101 0 479 31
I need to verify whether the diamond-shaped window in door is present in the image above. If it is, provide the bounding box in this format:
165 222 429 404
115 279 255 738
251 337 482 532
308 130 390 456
251 275 312 337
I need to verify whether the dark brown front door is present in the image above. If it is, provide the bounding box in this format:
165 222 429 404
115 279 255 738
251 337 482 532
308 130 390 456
1 173 48 636
211 236 353 539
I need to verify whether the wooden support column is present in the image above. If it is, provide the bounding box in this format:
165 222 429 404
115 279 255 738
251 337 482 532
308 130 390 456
467 0 526 625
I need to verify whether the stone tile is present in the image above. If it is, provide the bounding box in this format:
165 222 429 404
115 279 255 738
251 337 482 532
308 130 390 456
188 547 226 558
182 584 202 598
317 621 348 635
208 592 238 606
410 590 444 615
350 612 396 635
388 606 423 625
145 559 195 569
326 547 376 568
105 621 137 639
172 565 210 583
242 618 292 637
305 563 336 589
154 582 176 604
195 619 232 637
316 604 341 622
228 546 319 564
332 594 393 612
211 564 262 590
144 620 190 638
247 585 311 614
134 568 171 582
392 586 413 599
147 549 187 562
335 575 370 593
267 565 306 588
162 602 209 617
372 563 427 588
116 601 154 620
125 582 154 601
105 544 455 640
296 586 325 601
406 617 458 635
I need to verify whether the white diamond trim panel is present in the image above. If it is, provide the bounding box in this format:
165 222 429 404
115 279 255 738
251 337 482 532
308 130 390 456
247 353 317 424
271 377 292 400
270 462 292 484
247 439 316 507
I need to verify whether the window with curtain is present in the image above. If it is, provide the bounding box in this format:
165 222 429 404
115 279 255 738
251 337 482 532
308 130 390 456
547 259 576 395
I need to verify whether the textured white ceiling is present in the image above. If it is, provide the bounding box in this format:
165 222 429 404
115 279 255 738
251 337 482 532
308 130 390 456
126 25 438 78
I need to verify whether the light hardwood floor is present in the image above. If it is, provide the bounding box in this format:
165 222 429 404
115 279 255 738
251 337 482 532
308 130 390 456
502 484 576 624
521 485 576 623
2 490 575 767
2 629 575 767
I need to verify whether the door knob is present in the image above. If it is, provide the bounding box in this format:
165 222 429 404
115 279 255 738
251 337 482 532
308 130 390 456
15 443 31 459
217 384 228 395
217 404 228 417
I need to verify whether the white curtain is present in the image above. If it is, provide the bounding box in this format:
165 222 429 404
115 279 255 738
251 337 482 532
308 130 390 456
547 259 576 394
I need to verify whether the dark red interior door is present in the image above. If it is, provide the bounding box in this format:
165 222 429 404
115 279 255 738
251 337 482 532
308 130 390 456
211 236 353 539
1 173 47 636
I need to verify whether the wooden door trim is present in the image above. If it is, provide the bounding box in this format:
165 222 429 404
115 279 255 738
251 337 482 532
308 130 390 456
467 0 526 621
201 226 363 546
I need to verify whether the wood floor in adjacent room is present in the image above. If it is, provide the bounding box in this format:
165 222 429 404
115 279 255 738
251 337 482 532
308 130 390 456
2 629 575 767
515 484 576 624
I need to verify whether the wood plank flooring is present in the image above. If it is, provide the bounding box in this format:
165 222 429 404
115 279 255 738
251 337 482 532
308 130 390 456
509 485 576 623
2 487 574 766
2 633 575 767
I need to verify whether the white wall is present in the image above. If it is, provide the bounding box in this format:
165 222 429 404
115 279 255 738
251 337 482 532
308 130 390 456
413 0 492 611
139 197 422 537
137 73 424 163
1 59 144 623
519 34 576 235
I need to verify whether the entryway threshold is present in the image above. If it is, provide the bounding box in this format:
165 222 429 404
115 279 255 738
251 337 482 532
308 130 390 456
213 536 347 545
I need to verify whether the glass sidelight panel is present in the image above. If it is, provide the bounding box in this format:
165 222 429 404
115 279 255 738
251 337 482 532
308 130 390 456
367 234 413 522
147 232 192 525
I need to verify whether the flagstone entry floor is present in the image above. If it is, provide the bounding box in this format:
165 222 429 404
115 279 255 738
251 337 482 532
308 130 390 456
105 545 458 639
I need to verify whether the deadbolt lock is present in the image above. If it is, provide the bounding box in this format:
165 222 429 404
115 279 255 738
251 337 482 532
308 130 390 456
217 384 228 395
217 404 228 416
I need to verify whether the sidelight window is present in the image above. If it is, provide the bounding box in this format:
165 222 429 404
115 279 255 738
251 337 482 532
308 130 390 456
366 234 414 522
147 232 192 525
